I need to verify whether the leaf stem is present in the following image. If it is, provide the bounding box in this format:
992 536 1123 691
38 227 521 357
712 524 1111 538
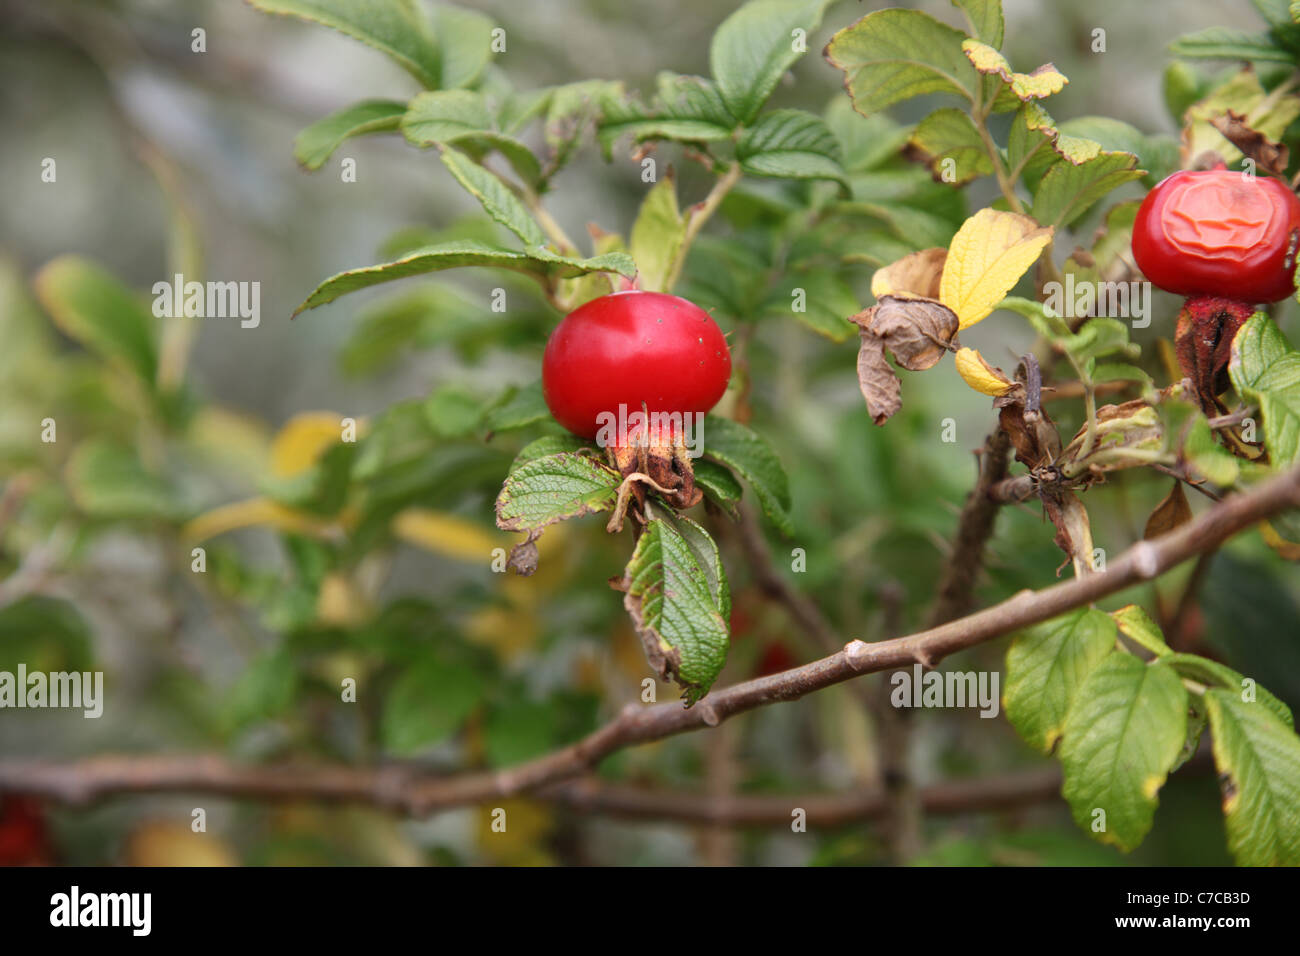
665 162 742 291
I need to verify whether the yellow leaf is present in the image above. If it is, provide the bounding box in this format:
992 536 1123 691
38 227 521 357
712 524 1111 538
1260 520 1300 560
392 509 506 562
476 799 554 866
270 412 358 478
940 209 1053 328
316 572 369 627
962 40 1068 101
954 347 1015 396
124 822 238 867
181 496 336 543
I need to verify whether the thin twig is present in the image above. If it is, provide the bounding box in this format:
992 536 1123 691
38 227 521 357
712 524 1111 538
3 465 1297 816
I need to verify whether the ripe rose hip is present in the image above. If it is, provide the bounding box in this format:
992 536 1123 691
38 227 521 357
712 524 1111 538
1132 167 1300 303
542 290 731 440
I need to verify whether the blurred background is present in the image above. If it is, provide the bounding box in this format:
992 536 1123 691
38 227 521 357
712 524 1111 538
2 0 1297 866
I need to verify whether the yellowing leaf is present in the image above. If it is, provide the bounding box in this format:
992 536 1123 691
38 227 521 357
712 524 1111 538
870 247 947 300
954 347 1015 396
1260 520 1300 560
182 497 337 543
270 412 358 478
962 40 1067 101
475 799 554 866
315 572 369 627
940 209 1053 329
392 508 505 562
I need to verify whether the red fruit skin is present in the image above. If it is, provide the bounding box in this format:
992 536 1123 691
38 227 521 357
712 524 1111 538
1133 168 1300 303
0 796 52 866
542 291 731 440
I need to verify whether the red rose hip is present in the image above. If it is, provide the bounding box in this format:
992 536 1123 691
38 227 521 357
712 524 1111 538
1132 167 1300 303
542 290 731 439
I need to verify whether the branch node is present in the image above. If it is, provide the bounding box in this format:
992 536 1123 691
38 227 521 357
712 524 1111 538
844 640 872 670
698 702 722 727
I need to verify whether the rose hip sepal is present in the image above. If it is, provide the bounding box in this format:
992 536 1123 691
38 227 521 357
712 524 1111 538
541 290 731 521
1132 166 1300 412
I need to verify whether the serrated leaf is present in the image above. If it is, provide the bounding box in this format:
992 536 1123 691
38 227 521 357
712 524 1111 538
693 458 743 516
629 173 684 293
1005 608 1117 754
736 109 847 186
952 0 1004 47
1204 688 1300 865
702 416 793 534
1230 311 1289 396
1169 26 1294 63
710 0 833 124
622 517 730 704
1168 653 1294 728
246 0 444 88
940 209 1053 329
825 8 977 115
1031 151 1144 228
906 108 992 185
382 656 484 754
484 380 550 433
293 240 635 314
1059 655 1188 851
440 148 544 247
294 99 405 170
1183 416 1241 486
430 3 495 89
962 39 1067 102
1111 604 1172 658
494 452 621 534
401 90 540 186
510 434 590 470
596 77 735 157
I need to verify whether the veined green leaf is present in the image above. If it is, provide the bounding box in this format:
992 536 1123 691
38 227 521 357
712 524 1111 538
710 0 834 124
295 99 406 171
495 452 621 534
702 416 794 534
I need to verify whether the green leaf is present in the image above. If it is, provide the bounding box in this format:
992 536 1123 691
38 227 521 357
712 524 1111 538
1257 354 1300 469
596 74 734 157
293 239 635 314
484 695 557 766
952 0 1004 48
66 439 187 520
484 380 550 433
226 648 297 729
401 91 540 186
702 416 793 534
1058 655 1188 851
247 0 444 88
736 109 847 187
1110 604 1171 658
495 452 622 534
382 656 484 754
648 503 732 623
34 256 158 387
423 384 483 438
1004 608 1117 754
1229 311 1289 396
1183 416 1241 487
1030 151 1144 228
0 596 93 674
1204 687 1300 865
1169 26 1293 63
693 458 743 517
629 173 685 293
430 3 495 89
825 8 977 116
440 148 544 247
1167 653 1294 728
511 434 590 469
294 99 405 171
762 268 857 342
622 516 730 704
709 0 834 124
906 108 993 185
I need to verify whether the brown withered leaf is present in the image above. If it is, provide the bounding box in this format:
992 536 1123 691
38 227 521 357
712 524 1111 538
1040 488 1097 576
1144 480 1193 540
1061 398 1163 470
1210 110 1289 176
854 331 901 425
849 295 959 426
862 296 959 370
870 247 947 300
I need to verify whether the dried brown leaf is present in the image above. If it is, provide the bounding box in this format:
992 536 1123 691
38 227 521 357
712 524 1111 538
1144 480 1193 540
